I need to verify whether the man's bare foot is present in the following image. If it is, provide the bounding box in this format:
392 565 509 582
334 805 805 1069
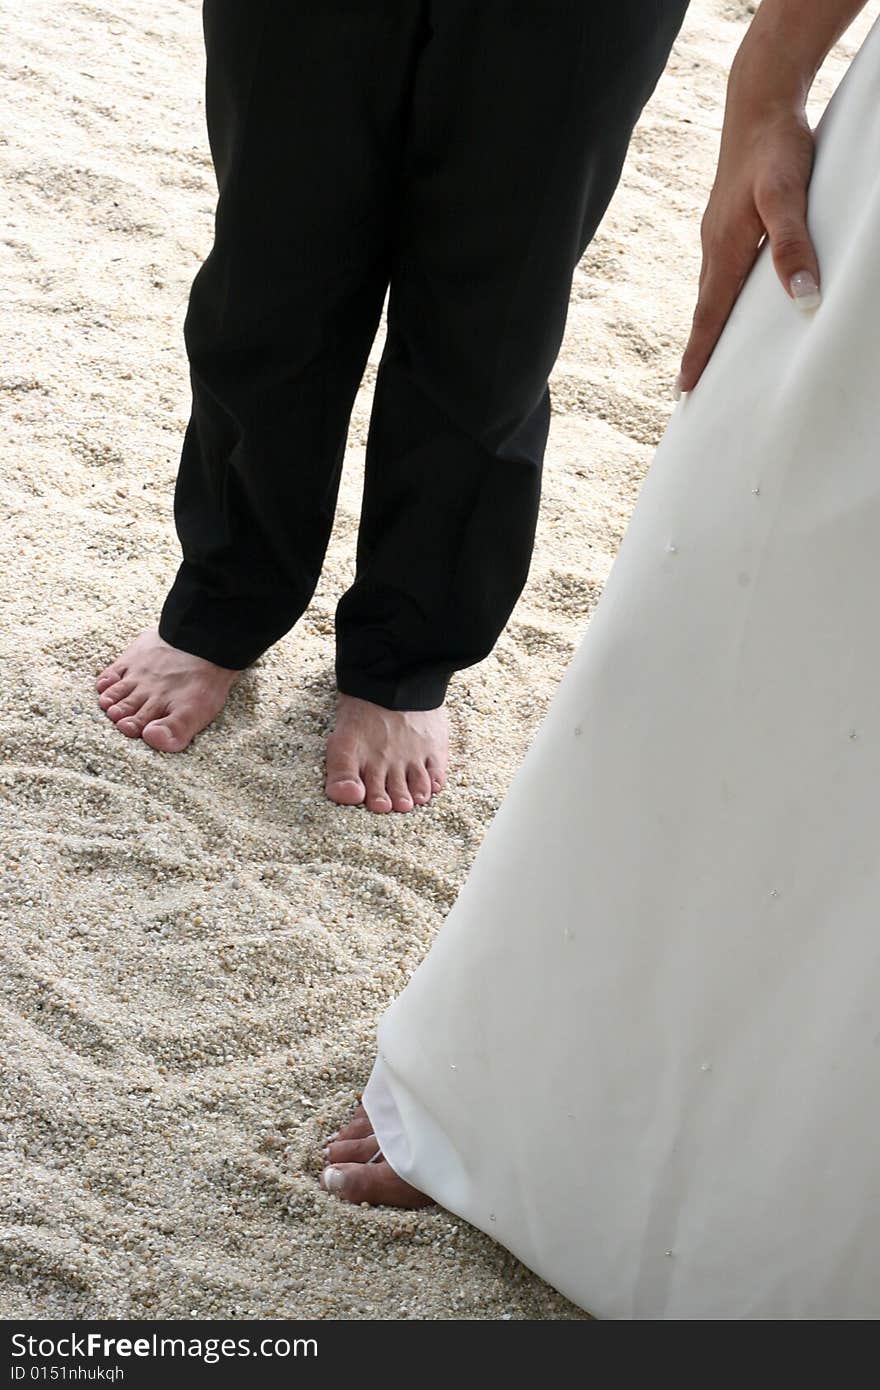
325 695 449 814
94 627 239 752
320 1103 433 1209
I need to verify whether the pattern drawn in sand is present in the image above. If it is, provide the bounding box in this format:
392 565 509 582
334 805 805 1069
2 0 875 1320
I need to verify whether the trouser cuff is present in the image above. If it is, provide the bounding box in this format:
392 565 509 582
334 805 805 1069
335 662 450 712
159 575 295 671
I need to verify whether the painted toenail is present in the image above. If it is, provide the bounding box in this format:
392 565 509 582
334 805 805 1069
324 1166 345 1195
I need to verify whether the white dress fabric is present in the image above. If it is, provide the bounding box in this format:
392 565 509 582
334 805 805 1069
363 20 880 1319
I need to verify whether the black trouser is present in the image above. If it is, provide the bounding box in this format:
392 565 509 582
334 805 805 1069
158 0 689 710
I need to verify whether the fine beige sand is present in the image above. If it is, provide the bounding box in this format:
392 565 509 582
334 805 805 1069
2 0 876 1321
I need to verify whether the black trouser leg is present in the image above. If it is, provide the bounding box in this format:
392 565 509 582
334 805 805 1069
335 0 689 710
159 1 427 669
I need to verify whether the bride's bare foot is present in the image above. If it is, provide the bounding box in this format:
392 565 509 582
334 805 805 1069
95 627 239 751
320 1104 433 1209
325 695 449 814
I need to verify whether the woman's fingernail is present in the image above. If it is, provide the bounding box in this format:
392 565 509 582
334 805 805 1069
673 373 684 401
790 270 821 310
324 1166 345 1195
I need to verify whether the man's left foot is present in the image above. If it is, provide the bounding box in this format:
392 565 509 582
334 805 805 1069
325 695 449 814
320 1104 433 1208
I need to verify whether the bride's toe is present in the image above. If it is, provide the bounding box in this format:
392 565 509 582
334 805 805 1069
331 1102 374 1144
323 1135 380 1166
322 1159 433 1209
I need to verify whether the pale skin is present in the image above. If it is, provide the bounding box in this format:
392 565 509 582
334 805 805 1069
95 627 448 813
320 0 872 1206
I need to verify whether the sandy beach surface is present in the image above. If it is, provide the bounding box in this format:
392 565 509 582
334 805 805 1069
2 0 875 1321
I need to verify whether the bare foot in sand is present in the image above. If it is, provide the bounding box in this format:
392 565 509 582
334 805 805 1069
320 1103 433 1209
325 695 449 814
95 627 239 751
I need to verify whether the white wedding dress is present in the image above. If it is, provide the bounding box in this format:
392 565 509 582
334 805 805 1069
363 18 880 1319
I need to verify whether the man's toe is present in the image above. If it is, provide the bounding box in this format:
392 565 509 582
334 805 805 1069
426 755 447 793
364 768 392 814
141 712 193 753
406 762 433 806
117 697 166 739
326 776 366 806
387 768 414 813
95 664 125 693
324 733 367 805
325 758 366 806
98 679 134 711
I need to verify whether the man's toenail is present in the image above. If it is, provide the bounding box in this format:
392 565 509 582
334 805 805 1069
322 1147 330 1164
324 1166 345 1195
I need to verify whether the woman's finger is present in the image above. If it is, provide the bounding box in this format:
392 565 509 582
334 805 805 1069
756 174 821 308
676 251 753 395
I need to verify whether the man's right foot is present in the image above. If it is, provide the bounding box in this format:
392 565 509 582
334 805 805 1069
94 627 239 751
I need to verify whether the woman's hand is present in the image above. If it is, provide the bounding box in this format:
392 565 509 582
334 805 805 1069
675 0 869 395
676 81 819 397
